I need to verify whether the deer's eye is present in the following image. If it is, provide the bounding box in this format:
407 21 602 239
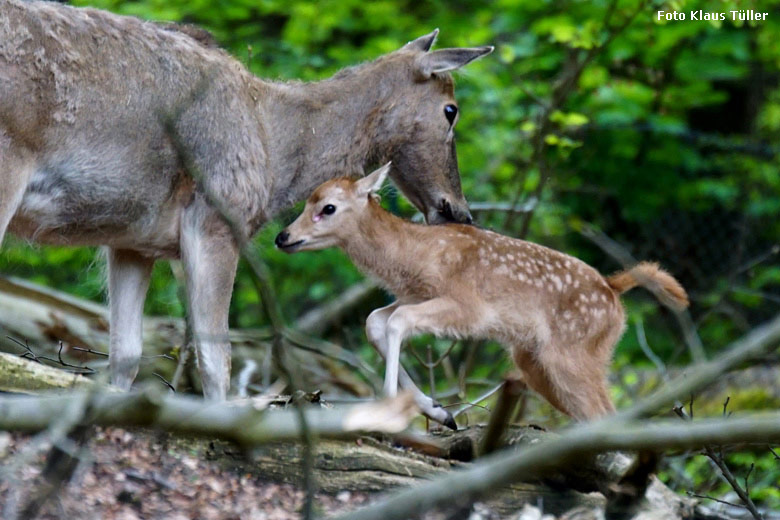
444 104 458 125
322 204 336 215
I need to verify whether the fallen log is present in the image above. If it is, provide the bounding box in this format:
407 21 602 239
0 276 373 396
0 352 98 394
170 427 704 518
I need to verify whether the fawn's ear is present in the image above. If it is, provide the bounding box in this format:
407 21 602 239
356 162 391 197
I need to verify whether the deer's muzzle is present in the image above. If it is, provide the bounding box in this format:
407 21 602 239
426 199 473 225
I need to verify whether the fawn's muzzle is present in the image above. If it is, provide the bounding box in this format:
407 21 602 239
275 230 290 248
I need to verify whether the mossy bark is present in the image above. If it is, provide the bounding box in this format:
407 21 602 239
0 352 97 393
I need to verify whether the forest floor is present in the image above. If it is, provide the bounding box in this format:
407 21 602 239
1 422 775 520
0 427 375 520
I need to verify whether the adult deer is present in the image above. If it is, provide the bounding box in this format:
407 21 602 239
0 0 493 400
277 165 689 428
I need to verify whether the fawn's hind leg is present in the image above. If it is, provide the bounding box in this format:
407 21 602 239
513 345 615 421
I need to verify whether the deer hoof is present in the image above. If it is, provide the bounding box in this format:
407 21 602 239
433 403 457 430
442 412 458 431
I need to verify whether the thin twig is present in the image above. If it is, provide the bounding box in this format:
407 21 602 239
71 347 108 357
408 340 458 369
427 345 435 406
768 445 780 460
467 200 538 215
744 462 754 498
152 372 175 392
673 406 763 520
7 336 39 362
7 337 95 374
453 382 504 418
634 316 668 380
686 491 744 509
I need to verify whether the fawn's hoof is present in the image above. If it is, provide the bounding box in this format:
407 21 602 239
433 404 457 430
442 413 458 431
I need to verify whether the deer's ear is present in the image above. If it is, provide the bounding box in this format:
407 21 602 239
402 29 439 52
357 162 391 197
416 46 494 76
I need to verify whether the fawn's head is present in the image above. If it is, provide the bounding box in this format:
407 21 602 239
275 163 390 253
363 30 492 225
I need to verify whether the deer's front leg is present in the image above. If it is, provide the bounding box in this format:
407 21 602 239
383 298 464 398
108 249 154 390
366 302 457 429
180 203 239 400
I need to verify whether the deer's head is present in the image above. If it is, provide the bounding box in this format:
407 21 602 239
369 30 492 225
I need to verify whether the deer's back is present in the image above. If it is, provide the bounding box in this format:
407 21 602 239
0 0 268 256
2 0 222 126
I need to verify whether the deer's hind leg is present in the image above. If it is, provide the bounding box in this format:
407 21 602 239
108 248 154 390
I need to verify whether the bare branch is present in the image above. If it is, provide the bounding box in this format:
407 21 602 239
453 382 503 418
619 313 780 421
0 390 419 443
479 379 525 456
673 406 763 519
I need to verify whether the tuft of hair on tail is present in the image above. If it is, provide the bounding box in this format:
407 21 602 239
606 261 689 311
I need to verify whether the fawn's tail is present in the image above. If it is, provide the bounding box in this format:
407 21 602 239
606 261 689 311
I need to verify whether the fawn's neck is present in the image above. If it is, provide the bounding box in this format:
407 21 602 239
341 200 434 297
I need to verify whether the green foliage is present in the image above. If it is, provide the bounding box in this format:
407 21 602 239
661 449 780 511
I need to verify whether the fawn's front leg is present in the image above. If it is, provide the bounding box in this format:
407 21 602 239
366 301 457 429
383 298 466 397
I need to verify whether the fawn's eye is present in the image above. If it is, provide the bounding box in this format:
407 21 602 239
322 204 336 215
444 104 458 125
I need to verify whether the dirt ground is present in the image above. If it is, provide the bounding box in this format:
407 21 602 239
0 427 374 520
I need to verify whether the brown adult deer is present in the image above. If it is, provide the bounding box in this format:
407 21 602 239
0 0 493 399
276 164 689 428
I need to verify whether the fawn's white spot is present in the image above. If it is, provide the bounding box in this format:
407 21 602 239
495 264 510 276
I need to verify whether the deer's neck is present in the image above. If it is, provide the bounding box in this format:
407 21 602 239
342 202 435 299
261 69 393 217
